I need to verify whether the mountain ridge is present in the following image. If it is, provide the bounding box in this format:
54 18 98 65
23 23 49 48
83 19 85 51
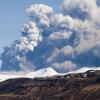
0 67 100 82
0 69 99 100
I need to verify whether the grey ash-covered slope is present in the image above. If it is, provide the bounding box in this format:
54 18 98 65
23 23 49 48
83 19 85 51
0 70 100 100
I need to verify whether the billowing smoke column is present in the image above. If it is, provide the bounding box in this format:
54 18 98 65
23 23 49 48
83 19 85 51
0 0 100 72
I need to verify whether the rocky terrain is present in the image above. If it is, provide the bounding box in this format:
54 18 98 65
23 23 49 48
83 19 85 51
0 70 100 100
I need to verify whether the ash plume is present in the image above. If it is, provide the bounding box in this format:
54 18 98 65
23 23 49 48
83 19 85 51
0 0 100 72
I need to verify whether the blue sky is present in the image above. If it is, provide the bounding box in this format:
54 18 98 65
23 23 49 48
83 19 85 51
0 0 62 53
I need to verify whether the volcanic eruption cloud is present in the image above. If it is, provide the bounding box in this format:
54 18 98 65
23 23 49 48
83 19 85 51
0 0 100 72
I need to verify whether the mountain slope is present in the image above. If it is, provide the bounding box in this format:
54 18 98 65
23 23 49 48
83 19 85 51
0 70 99 100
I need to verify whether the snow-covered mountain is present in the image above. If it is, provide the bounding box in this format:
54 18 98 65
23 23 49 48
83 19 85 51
26 67 59 78
0 67 59 82
0 67 99 82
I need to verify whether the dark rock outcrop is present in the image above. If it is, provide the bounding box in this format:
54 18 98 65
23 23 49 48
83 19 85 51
0 70 100 100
